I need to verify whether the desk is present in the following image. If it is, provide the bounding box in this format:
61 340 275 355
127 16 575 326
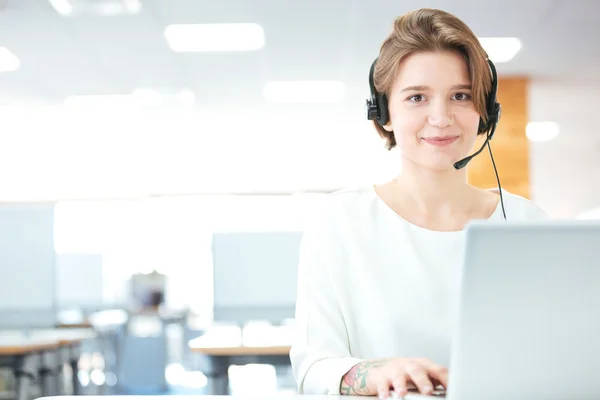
56 322 92 329
192 345 291 357
29 328 96 395
35 396 363 400
189 325 292 395
0 328 96 399
0 336 60 400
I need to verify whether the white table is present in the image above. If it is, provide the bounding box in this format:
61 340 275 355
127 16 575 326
35 396 365 400
189 324 293 395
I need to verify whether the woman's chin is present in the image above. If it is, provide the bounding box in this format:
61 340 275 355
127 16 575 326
416 154 465 172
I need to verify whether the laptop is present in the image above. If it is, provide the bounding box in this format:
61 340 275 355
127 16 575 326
405 220 600 400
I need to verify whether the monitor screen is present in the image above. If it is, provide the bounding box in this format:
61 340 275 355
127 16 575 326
212 231 303 324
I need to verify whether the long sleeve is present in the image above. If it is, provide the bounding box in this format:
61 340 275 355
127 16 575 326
289 206 363 394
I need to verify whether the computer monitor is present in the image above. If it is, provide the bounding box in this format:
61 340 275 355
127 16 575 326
211 231 303 325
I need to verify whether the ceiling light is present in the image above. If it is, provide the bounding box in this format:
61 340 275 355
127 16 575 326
65 88 197 110
478 37 522 63
164 23 265 52
48 0 73 16
263 81 345 104
49 0 142 16
526 121 560 142
0 47 20 72
123 0 141 13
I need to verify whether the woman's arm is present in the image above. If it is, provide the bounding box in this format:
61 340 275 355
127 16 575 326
339 359 390 395
290 200 448 397
289 205 363 394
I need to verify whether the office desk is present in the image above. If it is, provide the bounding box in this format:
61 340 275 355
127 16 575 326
35 396 363 400
192 344 291 357
189 325 292 395
28 328 96 395
0 328 96 398
0 336 60 400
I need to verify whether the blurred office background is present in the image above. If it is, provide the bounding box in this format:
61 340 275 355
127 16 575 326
0 0 598 399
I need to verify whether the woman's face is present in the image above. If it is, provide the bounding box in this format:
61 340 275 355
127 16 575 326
383 50 482 171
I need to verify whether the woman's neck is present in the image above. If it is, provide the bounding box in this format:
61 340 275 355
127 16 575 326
393 161 473 215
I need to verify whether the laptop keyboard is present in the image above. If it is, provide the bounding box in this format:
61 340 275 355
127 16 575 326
406 388 447 397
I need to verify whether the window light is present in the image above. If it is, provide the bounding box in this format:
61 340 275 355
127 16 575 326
478 37 522 63
263 80 346 104
164 23 265 52
526 121 560 142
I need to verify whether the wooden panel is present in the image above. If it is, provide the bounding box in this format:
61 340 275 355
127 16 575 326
468 78 530 199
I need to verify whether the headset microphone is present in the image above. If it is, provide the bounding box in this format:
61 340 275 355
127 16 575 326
453 122 497 170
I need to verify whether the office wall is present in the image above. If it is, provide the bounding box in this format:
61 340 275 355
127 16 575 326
55 253 104 308
0 203 57 327
528 80 600 218
465 77 600 218
468 78 530 198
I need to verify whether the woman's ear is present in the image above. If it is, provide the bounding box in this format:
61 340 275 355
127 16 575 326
382 121 393 132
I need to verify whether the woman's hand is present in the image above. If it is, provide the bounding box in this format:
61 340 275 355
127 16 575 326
340 357 448 398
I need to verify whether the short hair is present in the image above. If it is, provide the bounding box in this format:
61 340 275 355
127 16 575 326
372 8 492 150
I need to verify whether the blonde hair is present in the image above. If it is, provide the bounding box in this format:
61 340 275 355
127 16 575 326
373 8 492 150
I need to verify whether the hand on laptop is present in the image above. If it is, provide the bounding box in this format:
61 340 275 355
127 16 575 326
340 357 447 398
375 358 447 398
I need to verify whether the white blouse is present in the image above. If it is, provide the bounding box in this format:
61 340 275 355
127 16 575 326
290 185 549 394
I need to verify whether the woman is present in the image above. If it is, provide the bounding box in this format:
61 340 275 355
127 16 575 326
289 8 549 399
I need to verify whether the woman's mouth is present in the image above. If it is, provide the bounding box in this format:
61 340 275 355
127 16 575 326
422 136 459 146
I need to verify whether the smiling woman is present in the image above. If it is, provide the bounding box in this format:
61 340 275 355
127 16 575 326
379 50 483 172
289 7 550 399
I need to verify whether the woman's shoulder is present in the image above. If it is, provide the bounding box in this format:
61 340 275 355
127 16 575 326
323 184 379 217
304 185 379 233
489 188 551 220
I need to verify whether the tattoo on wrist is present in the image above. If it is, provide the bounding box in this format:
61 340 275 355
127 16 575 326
340 359 389 395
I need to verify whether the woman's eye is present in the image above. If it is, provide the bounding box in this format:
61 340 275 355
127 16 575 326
408 94 425 103
453 92 472 101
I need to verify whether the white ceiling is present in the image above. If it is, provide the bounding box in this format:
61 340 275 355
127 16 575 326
0 0 599 109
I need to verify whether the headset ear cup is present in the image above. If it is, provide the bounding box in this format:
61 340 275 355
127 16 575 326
377 93 389 126
488 103 501 140
478 118 487 134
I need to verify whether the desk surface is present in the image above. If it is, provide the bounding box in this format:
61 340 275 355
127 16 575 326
189 324 293 356
35 395 442 400
35 396 365 400
189 342 291 356
29 328 96 345
0 328 96 354
0 336 60 355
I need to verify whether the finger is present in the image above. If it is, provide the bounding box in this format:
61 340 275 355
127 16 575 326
429 365 449 389
417 359 449 389
405 362 435 395
376 378 393 399
391 374 409 398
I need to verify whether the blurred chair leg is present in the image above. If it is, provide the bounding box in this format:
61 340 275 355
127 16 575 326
40 349 61 396
14 354 39 400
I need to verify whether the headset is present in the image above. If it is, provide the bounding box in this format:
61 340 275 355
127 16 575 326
365 55 507 220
